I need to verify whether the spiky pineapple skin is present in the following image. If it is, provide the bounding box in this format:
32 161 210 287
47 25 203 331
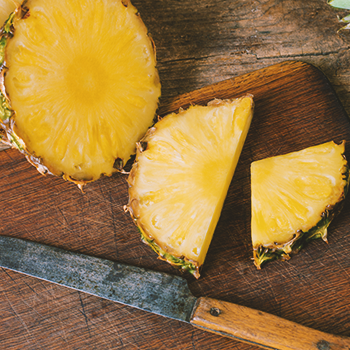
0 1 160 190
253 147 349 269
139 225 198 277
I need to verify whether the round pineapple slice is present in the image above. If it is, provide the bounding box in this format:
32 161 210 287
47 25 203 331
0 0 161 188
251 141 349 269
125 96 254 278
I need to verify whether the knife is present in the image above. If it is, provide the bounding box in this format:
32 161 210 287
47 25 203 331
0 236 349 350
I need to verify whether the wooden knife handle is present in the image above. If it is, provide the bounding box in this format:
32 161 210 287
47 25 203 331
190 297 350 350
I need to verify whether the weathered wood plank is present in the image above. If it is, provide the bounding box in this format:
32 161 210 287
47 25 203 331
1 0 350 348
134 0 350 114
1 60 349 350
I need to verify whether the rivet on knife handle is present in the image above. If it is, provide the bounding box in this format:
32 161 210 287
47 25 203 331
190 297 350 350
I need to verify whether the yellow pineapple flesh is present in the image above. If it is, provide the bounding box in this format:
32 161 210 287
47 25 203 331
125 96 254 278
1 0 160 187
251 141 349 268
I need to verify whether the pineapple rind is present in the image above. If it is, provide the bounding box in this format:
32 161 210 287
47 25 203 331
137 226 199 278
0 14 13 124
0 93 11 122
253 161 350 269
0 36 7 66
123 207 199 277
1 4 17 35
126 192 200 278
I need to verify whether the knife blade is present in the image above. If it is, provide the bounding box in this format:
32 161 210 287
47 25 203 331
0 236 349 350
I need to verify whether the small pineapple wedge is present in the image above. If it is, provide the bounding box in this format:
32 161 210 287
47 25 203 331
125 96 254 278
0 0 160 189
251 141 349 269
0 0 16 26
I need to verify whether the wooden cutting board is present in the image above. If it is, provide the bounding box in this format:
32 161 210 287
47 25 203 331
0 61 349 350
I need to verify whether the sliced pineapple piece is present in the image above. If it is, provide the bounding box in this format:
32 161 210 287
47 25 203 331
0 0 160 188
125 96 254 278
251 141 349 269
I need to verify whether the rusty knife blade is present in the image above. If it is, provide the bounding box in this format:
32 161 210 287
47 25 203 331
0 236 197 322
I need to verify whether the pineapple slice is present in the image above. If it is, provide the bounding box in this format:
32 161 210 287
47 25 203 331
0 0 16 26
125 96 254 278
0 0 160 188
251 141 349 269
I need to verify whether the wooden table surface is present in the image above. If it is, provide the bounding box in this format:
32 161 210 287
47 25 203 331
1 1 350 349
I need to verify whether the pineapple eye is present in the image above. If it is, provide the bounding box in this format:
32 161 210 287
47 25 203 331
113 158 124 171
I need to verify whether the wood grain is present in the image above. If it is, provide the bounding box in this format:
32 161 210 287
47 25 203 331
134 0 350 117
191 297 350 350
0 60 349 350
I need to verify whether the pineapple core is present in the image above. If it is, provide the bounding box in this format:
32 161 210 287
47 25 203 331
126 96 254 277
251 141 348 268
3 0 160 184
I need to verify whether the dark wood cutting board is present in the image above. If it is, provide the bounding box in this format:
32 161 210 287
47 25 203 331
0 61 349 350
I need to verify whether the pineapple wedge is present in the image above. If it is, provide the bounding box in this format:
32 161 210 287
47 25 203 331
125 96 254 278
0 0 160 189
251 141 349 269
